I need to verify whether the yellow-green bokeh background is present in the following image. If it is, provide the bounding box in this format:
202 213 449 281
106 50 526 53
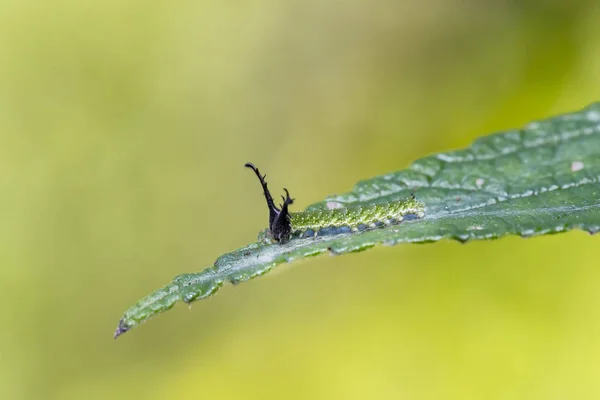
2 1 600 399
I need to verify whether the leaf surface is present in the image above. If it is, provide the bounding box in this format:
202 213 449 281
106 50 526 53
115 103 600 338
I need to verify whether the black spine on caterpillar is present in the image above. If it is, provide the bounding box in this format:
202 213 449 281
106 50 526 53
245 162 294 243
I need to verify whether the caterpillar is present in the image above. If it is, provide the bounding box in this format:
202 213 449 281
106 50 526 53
245 162 425 243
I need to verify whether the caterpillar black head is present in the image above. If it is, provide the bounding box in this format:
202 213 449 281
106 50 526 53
245 162 294 243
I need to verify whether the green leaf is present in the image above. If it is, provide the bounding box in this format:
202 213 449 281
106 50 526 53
114 103 600 338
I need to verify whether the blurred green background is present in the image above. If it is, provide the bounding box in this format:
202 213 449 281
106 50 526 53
2 0 600 399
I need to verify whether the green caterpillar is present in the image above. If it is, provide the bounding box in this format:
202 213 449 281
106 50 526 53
245 163 425 243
